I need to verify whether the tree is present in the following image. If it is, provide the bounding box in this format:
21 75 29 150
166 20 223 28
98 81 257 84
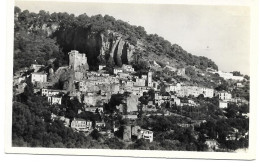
14 6 21 15
22 80 34 102
12 102 32 139
197 94 204 100
104 137 125 149
232 71 242 76
215 82 229 91
128 139 150 150
90 129 102 140
225 104 239 118
244 75 250 80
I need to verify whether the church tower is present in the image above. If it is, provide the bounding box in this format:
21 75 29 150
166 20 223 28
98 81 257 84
147 71 152 87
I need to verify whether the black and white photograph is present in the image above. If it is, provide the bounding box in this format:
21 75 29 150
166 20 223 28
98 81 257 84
4 0 258 160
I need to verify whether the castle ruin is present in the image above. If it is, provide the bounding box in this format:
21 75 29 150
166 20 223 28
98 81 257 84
69 50 89 71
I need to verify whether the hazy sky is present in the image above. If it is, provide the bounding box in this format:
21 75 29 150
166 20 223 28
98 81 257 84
15 1 251 75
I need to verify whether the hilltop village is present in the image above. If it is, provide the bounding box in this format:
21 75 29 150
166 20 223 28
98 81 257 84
13 50 249 151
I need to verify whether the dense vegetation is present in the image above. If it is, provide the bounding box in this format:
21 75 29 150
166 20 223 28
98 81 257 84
14 6 218 72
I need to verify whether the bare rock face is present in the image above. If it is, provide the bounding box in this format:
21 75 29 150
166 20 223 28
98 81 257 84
98 33 110 64
98 31 135 67
126 42 135 63
115 38 124 66
54 28 136 69
109 36 121 59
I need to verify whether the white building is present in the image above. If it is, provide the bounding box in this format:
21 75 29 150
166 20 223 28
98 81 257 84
134 78 146 87
122 64 135 73
31 73 47 84
141 129 153 142
95 121 106 131
166 83 182 92
205 139 219 150
236 83 244 88
202 87 214 98
71 118 87 130
218 91 232 101
86 121 92 130
113 68 123 75
219 100 228 109
47 96 62 105
131 126 153 142
41 89 65 97
171 97 181 106
98 65 106 70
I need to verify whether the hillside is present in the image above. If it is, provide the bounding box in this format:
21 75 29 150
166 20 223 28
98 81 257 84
14 6 218 73
12 7 250 151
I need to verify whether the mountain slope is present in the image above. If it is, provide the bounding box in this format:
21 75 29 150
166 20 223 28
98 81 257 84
14 6 218 72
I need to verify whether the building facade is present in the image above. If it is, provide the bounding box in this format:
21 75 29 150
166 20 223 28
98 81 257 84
218 91 232 101
71 118 87 130
31 73 47 84
47 96 62 105
219 100 228 108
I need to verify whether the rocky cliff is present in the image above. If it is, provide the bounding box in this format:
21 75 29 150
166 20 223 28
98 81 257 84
14 8 219 74
54 28 135 70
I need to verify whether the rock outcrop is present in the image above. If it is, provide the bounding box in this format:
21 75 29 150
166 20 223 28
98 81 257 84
54 28 135 68
99 31 135 67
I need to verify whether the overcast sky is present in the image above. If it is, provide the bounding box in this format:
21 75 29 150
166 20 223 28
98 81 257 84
15 0 251 75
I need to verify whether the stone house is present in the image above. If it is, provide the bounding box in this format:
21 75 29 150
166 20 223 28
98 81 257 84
41 89 66 97
113 68 123 75
31 72 47 84
217 91 232 101
71 118 87 130
131 126 153 142
205 139 219 151
219 100 228 109
47 96 62 105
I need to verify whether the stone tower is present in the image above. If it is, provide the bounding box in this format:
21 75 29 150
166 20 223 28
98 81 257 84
147 71 152 87
68 50 89 71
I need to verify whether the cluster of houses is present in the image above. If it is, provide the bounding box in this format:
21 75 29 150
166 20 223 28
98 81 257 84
217 91 249 109
122 125 153 142
13 50 249 145
51 113 106 133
